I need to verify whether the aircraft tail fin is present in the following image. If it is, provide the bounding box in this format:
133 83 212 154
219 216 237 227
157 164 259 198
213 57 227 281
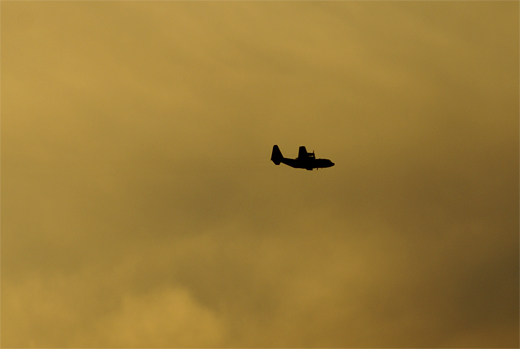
271 145 283 165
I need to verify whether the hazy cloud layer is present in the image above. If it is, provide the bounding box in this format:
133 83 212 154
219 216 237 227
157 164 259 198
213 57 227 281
3 2 518 347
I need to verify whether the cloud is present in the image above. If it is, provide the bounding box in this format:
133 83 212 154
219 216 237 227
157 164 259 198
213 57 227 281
2 1 518 347
3 270 226 347
94 288 225 348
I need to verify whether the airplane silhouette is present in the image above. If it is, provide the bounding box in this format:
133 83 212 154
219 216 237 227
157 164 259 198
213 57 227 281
271 145 334 170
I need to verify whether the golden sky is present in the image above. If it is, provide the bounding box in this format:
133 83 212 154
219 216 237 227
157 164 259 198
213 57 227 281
2 1 518 347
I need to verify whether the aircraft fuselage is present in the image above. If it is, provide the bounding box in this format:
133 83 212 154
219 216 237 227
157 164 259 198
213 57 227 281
280 157 334 170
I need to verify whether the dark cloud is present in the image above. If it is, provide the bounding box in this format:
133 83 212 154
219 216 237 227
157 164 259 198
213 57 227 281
3 1 518 347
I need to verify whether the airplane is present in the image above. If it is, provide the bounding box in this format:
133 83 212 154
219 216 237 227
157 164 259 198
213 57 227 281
271 145 334 170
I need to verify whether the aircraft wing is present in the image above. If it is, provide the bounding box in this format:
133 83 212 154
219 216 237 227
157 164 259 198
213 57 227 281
298 146 308 159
